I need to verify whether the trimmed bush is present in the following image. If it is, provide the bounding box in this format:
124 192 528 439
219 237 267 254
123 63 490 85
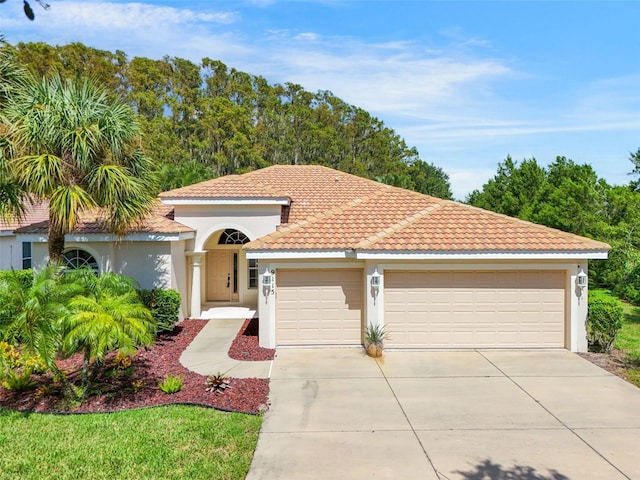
587 291 624 353
139 289 181 333
0 269 33 289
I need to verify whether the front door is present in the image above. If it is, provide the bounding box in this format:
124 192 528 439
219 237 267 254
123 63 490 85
207 250 232 301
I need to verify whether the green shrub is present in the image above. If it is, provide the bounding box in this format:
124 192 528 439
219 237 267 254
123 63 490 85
158 374 183 394
1 369 36 391
0 269 34 330
0 269 33 289
139 289 181 332
0 342 47 380
587 291 624 353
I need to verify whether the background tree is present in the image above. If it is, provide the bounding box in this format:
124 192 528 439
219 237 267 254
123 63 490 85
2 73 157 263
468 154 640 304
407 160 453 199
9 41 435 194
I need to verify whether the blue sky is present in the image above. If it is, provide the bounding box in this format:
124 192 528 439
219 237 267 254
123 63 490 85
2 0 639 199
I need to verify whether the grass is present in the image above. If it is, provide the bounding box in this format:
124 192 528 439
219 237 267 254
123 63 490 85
593 289 640 387
0 405 262 480
617 301 640 355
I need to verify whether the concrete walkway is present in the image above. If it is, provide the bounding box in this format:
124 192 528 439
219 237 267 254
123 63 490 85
179 318 271 378
247 349 640 480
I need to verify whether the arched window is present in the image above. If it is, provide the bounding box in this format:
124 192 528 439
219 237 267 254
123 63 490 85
218 229 249 245
63 248 99 272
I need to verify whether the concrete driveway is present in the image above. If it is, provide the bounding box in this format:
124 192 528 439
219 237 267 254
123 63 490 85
246 349 640 480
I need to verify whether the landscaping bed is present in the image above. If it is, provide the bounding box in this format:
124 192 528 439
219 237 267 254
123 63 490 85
0 320 270 415
228 317 275 361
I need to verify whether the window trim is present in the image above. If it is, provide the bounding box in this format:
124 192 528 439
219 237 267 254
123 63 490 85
248 258 259 289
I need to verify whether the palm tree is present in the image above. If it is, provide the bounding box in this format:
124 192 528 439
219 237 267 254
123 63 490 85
0 265 80 373
2 73 157 263
0 41 29 222
62 271 156 395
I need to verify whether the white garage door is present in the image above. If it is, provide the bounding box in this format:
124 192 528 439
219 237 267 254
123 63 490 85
384 270 566 349
276 269 364 346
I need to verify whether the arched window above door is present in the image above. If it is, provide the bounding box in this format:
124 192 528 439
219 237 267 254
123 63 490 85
218 229 249 245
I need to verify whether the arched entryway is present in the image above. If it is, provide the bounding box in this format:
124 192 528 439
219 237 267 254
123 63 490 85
204 228 257 303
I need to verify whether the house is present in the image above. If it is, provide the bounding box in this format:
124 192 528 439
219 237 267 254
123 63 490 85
4 165 609 351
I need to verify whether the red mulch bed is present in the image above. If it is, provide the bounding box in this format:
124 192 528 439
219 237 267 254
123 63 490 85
0 320 269 415
228 318 275 361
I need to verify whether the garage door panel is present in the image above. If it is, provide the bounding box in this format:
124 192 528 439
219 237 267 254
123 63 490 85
385 270 565 349
276 269 363 346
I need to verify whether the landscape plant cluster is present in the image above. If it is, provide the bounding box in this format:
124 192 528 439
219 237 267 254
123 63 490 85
0 267 179 404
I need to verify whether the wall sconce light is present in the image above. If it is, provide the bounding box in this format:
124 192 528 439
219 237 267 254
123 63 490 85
371 268 381 292
576 266 588 289
262 268 274 295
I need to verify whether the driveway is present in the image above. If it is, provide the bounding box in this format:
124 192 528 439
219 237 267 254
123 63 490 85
246 349 640 480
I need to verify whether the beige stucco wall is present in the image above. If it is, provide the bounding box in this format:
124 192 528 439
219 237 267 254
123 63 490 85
29 239 178 292
0 235 23 270
172 204 282 251
170 204 280 316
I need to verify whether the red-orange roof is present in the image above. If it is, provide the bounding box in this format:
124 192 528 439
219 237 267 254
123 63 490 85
14 202 193 236
0 199 49 232
220 165 605 254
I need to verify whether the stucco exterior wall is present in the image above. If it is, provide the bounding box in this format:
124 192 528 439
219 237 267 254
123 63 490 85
172 204 282 250
0 235 23 270
28 240 175 291
170 240 188 320
110 241 172 289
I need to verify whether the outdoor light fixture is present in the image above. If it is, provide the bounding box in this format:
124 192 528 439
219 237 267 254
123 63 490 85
576 266 588 289
262 268 274 296
371 268 381 291
261 268 273 287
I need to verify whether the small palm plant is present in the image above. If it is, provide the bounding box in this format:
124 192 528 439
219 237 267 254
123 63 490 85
364 322 389 358
62 272 156 398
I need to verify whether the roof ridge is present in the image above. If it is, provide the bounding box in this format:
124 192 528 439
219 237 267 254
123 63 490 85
352 201 445 250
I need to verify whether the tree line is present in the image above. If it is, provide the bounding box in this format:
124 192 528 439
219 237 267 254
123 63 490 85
467 154 640 304
7 41 452 198
4 39 640 305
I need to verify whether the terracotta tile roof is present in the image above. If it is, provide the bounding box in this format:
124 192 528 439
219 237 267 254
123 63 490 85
234 167 610 253
160 165 388 223
0 199 49 232
158 175 290 200
14 202 193 236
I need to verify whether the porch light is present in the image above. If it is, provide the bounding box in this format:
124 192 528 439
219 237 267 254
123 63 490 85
371 268 381 291
262 268 274 288
576 267 588 288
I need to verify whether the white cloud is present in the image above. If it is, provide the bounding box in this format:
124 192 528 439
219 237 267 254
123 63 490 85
3 0 638 198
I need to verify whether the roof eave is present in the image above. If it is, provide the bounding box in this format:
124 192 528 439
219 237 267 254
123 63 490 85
246 249 356 259
160 197 290 206
16 231 196 242
355 250 610 260
246 248 609 260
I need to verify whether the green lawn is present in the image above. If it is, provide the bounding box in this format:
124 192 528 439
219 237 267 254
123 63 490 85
617 301 640 355
0 405 261 480
618 299 640 387
593 289 640 387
